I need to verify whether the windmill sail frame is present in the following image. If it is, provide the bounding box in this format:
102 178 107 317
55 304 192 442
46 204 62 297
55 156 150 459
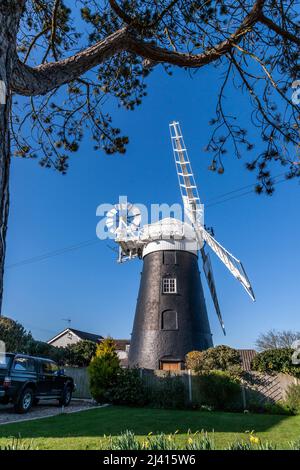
169 120 255 334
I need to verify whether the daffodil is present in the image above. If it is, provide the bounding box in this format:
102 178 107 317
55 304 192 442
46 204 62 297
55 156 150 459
250 435 260 445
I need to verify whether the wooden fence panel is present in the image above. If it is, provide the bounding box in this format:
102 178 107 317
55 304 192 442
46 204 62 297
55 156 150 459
63 366 299 404
65 367 92 399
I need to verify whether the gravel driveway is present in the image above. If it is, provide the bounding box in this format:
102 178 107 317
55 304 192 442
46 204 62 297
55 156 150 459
0 399 100 425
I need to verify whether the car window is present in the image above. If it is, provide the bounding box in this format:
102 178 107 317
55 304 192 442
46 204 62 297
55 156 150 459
41 361 59 374
13 357 35 372
0 354 12 369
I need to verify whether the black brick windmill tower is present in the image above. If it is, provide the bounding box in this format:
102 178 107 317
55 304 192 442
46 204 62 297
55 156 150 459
107 122 255 370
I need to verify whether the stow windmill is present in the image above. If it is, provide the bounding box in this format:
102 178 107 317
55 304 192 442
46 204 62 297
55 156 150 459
106 122 255 370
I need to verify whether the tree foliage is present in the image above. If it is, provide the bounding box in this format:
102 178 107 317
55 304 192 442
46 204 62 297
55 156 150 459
0 316 65 362
251 348 300 378
0 316 33 353
64 340 97 367
8 0 300 190
26 338 65 363
186 345 242 374
256 330 300 351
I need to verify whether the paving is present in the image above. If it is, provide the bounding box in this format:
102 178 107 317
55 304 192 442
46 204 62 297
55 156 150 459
0 399 102 425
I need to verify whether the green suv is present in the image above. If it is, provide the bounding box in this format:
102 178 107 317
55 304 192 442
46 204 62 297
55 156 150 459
0 353 75 413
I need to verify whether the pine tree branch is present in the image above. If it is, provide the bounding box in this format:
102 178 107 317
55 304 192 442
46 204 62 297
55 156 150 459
12 0 265 96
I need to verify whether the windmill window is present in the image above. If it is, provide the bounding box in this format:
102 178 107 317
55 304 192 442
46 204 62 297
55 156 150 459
161 310 178 330
162 278 177 294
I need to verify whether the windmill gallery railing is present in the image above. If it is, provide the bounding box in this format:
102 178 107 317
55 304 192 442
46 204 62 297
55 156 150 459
65 366 299 406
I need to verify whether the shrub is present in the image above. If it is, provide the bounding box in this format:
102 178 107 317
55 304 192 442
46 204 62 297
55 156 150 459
108 368 148 406
186 351 205 371
251 348 300 378
263 401 293 416
88 337 120 403
186 345 242 375
149 376 186 409
196 370 242 410
285 384 300 414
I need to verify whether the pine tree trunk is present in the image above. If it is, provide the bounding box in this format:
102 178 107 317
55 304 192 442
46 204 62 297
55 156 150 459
0 3 23 314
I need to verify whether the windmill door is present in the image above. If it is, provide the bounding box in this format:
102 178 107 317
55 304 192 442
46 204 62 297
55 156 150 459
160 361 182 371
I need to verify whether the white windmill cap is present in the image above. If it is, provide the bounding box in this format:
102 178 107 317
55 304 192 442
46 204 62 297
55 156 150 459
141 217 199 257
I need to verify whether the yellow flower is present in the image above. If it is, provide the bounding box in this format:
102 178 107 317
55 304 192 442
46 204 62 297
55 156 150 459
250 435 260 445
142 440 149 449
187 438 193 445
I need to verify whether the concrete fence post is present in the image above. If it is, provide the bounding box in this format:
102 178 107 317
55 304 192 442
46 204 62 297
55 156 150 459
188 369 192 403
241 384 247 409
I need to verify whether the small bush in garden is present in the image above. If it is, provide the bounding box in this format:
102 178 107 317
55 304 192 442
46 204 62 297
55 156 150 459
285 384 300 414
149 376 186 409
186 345 242 375
196 370 241 410
251 348 300 378
263 400 293 416
246 397 293 415
108 368 149 406
88 337 120 403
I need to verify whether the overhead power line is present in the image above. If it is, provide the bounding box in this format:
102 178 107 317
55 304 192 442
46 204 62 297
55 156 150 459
6 175 290 270
6 239 98 269
206 177 288 208
205 172 286 204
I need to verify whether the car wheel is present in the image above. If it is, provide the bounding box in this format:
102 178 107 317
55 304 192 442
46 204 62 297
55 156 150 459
14 387 34 414
59 385 72 407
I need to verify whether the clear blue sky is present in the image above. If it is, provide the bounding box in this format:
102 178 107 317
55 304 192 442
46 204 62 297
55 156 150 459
2 61 300 349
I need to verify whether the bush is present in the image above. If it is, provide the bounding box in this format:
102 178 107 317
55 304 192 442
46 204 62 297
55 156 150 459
108 368 148 406
196 370 241 410
263 401 293 416
251 348 300 378
247 399 293 416
102 369 185 409
186 345 242 376
285 384 300 414
149 376 186 409
88 337 120 403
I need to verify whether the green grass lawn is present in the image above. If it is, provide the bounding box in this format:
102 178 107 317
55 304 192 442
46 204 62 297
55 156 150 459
0 406 299 450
